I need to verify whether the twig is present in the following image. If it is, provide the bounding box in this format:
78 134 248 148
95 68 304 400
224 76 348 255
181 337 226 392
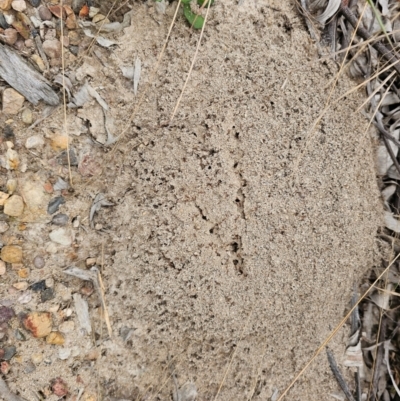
326 348 356 401
340 5 400 75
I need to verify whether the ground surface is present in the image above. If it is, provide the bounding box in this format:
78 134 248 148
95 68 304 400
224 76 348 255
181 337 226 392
0 0 384 400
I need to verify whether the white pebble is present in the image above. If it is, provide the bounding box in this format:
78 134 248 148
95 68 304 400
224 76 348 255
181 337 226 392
25 135 44 149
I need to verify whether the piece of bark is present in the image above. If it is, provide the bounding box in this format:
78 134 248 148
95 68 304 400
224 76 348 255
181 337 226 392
0 43 59 106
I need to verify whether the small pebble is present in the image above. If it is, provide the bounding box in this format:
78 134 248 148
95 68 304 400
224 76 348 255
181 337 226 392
31 280 46 292
27 0 40 7
53 178 68 191
41 288 54 302
51 213 68 226
69 45 79 56
29 15 41 28
25 135 45 149
3 345 16 360
92 14 109 25
0 192 9 206
49 227 73 246
14 329 26 341
21 109 33 125
46 331 64 345
13 282 28 291
11 0 26 12
42 39 61 59
0 0 12 11
0 11 10 28
31 353 43 364
2 88 24 115
58 348 71 360
85 349 99 361
0 306 14 324
3 28 17 45
51 377 68 397
88 6 99 18
78 154 102 177
23 312 52 338
57 149 78 166
47 196 65 214
31 54 45 72
80 283 94 296
0 361 10 374
33 256 45 269
0 261 5 275
45 277 54 288
23 361 36 373
4 195 24 217
38 4 51 20
24 38 34 48
17 268 29 278
6 179 17 194
18 291 32 304
58 320 74 333
46 242 58 254
1 245 22 263
0 221 9 234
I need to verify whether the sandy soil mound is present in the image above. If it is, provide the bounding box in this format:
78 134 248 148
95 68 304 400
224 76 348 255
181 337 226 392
95 1 382 399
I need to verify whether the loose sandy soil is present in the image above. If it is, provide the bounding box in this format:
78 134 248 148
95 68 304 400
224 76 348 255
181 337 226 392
1 0 384 400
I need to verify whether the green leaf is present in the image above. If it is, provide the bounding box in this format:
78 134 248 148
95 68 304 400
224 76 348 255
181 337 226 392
197 0 214 6
183 4 204 29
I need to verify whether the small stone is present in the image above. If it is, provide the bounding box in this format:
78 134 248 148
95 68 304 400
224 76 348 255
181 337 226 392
68 30 80 46
38 5 51 20
0 222 9 234
42 39 61 59
18 291 32 304
24 361 36 373
48 4 65 19
25 135 44 149
6 179 17 194
86 257 96 267
78 154 102 177
92 14 109 25
95 223 103 230
11 263 23 271
29 15 41 28
0 192 10 206
3 27 17 45
33 256 45 269
51 213 68 226
24 38 34 48
47 196 65 214
64 5 76 30
21 109 33 125
58 320 74 333
0 306 15 323
0 361 10 374
45 242 58 254
4 195 24 217
49 227 73 246
51 377 68 396
30 54 45 72
31 353 43 364
3 345 16 360
17 268 29 278
58 347 71 360
0 261 5 275
57 149 78 166
13 282 28 291
27 0 40 7
41 288 54 302
80 282 94 296
2 88 24 115
50 134 69 151
14 329 26 340
88 6 99 18
85 349 99 361
11 0 25 12
23 312 52 338
1 245 22 263
46 331 64 345
5 147 19 170
45 277 54 288
0 0 12 11
31 280 46 292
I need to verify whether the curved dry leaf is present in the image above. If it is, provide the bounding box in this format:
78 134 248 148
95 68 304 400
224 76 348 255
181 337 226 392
381 184 396 202
344 341 364 367
371 284 393 310
376 145 393 175
315 0 340 23
384 211 400 233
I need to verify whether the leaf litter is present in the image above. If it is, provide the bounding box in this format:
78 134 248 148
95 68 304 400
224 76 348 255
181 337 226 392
300 0 400 399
